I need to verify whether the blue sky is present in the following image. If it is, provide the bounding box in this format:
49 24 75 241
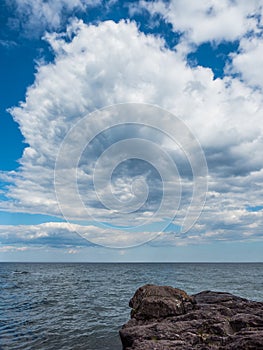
0 0 263 261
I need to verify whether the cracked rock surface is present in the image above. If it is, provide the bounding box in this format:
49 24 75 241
119 284 263 350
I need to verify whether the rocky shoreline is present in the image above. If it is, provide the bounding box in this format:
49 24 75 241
119 284 263 349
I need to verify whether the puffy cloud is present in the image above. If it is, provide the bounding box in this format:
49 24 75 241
7 20 203 221
0 222 90 246
2 17 263 247
0 222 160 248
137 0 261 46
230 36 263 89
1 210 262 251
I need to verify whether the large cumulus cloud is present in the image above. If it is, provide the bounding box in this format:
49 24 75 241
1 9 263 247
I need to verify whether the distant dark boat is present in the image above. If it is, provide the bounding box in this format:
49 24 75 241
12 270 30 275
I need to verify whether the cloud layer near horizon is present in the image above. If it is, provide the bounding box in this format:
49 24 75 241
1 1 263 249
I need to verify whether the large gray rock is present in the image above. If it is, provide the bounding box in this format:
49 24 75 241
119 284 263 350
129 284 196 320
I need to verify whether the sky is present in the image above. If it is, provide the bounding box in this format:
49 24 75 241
0 0 263 262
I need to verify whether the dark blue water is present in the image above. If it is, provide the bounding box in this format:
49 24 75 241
1 263 263 350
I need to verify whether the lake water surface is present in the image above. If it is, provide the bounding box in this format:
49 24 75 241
1 262 263 350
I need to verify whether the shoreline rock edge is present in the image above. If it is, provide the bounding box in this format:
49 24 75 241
119 284 263 350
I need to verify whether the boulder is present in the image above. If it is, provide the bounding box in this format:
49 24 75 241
129 284 196 320
120 284 263 350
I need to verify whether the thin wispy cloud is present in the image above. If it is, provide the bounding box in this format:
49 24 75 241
5 0 102 37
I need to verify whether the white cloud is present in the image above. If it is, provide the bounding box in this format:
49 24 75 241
0 222 160 248
138 0 261 46
3 18 263 247
0 245 30 253
67 248 79 254
0 39 17 48
7 19 195 220
230 36 263 89
1 212 262 251
8 0 102 37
